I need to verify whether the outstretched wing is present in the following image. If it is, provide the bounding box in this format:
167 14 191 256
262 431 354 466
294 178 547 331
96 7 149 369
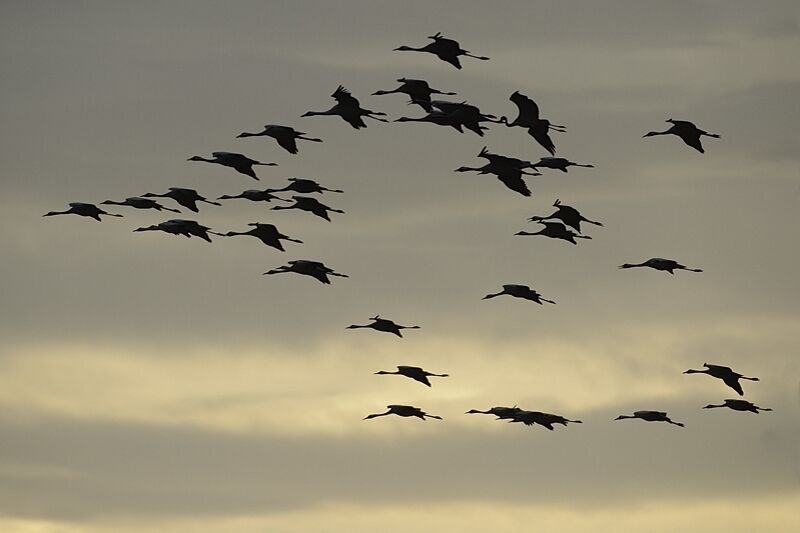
495 169 531 197
276 135 299 154
332 85 360 108
510 91 540 121
529 126 556 155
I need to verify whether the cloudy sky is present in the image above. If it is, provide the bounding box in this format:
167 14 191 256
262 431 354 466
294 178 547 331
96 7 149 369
2 1 799 531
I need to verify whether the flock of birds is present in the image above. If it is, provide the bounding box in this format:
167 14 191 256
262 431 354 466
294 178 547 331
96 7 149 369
44 32 770 429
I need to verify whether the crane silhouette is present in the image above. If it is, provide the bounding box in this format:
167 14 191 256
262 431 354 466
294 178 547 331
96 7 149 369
263 260 348 284
683 363 759 396
644 119 720 153
531 157 594 173
222 223 302 251
266 177 343 195
271 195 344 222
529 199 602 233
430 100 502 136
236 124 322 154
346 315 420 338
482 284 555 304
187 152 276 180
134 219 222 243
619 258 702 274
302 86 387 129
509 410 582 430
500 91 565 155
516 221 592 244
101 197 180 213
702 399 772 413
43 202 123 221
455 147 540 197
394 33 489 69
374 366 449 387
465 406 523 420
217 189 289 203
364 404 442 421
373 77 456 111
142 188 221 213
615 410 684 427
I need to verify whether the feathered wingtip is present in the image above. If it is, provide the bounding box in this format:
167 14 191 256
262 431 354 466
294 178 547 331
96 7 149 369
428 32 443 40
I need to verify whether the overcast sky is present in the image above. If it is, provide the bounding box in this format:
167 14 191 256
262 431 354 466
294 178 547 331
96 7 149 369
1 1 799 532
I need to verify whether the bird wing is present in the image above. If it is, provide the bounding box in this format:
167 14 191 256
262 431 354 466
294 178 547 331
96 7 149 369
332 86 360 108
680 131 705 153
510 91 540 120
495 170 532 197
276 135 299 154
722 376 744 396
529 126 556 156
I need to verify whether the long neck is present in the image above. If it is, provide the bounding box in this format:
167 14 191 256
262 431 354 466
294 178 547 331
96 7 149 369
684 368 709 375
237 132 261 138
102 200 125 206
43 210 70 217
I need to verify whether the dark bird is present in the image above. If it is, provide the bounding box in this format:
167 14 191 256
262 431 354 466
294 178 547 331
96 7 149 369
302 86 388 129
482 284 555 304
374 366 449 387
500 91 565 155
222 223 302 251
516 221 591 245
643 119 720 153
531 157 594 173
133 219 222 243
217 189 289 203
465 406 523 420
455 147 540 197
395 110 467 134
266 177 343 195
684 363 759 396
43 202 123 221
100 197 181 213
702 399 772 413
263 260 348 284
509 410 583 431
364 404 442 421
236 124 322 154
394 32 489 69
614 410 684 427
528 199 602 233
373 78 456 111
346 315 420 338
429 100 502 136
141 188 221 213
618 258 702 274
187 152 276 180
271 195 344 222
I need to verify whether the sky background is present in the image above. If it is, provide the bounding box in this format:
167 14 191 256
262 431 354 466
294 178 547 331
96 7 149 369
1 1 799 531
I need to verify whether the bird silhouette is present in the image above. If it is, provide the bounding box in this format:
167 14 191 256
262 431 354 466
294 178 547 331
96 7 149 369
684 363 759 396
236 124 322 154
43 202 123 221
373 78 456 111
263 260 348 284
101 197 181 213
395 110 467 134
394 33 489 69
509 410 582 430
271 195 344 221
455 147 540 197
187 152 276 180
516 221 591 244
702 399 772 413
615 410 684 427
302 86 387 129
528 199 602 233
500 91 565 155
482 284 555 304
217 189 289 203
134 219 222 243
374 366 449 387
465 406 523 420
222 223 302 251
346 315 420 338
531 157 594 173
429 100 502 136
266 177 343 195
141 188 221 213
364 404 442 421
619 258 702 274
643 119 720 153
